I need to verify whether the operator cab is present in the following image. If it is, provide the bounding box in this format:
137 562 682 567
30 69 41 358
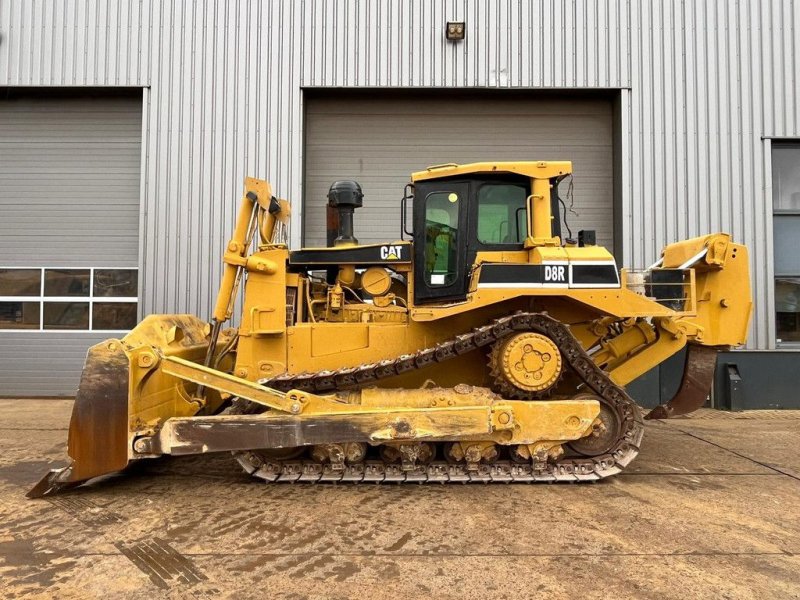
411 166 566 304
287 162 576 311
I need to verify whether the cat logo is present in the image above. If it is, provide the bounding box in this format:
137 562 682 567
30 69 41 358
380 245 403 260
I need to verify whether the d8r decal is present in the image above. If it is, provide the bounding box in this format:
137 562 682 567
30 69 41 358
544 265 566 283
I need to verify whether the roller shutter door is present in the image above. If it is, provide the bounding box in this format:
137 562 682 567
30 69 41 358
304 93 613 249
0 92 142 397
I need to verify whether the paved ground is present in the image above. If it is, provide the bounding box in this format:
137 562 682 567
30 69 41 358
1 400 799 599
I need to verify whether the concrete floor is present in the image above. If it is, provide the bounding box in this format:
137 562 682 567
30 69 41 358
1 400 799 599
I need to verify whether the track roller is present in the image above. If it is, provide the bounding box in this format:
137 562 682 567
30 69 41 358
444 441 500 471
509 443 565 465
380 443 435 471
311 443 367 470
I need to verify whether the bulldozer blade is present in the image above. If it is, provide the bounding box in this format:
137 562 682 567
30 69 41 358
26 468 83 499
27 339 132 498
645 344 719 419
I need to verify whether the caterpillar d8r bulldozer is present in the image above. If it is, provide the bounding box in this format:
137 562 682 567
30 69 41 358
29 161 752 497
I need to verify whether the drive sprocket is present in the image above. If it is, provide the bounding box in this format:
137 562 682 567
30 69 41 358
488 332 563 399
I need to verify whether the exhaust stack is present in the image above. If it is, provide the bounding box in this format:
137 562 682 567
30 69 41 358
327 180 363 246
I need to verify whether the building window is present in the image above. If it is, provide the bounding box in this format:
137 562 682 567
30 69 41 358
773 143 800 344
0 268 138 332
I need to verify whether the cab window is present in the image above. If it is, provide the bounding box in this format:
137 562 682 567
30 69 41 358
424 191 460 286
477 184 527 244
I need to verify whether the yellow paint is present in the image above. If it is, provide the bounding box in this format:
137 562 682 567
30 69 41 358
495 332 562 392
412 161 572 182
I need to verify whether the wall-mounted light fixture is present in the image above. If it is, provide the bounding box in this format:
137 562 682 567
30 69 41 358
445 22 465 41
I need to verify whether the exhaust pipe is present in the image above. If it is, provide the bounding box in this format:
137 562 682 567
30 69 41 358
327 180 363 247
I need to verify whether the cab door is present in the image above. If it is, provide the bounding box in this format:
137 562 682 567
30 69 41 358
413 181 470 303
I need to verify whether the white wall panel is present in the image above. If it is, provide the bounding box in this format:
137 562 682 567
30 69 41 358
1 0 799 349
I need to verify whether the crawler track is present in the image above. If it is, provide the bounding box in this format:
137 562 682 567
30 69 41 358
233 312 644 483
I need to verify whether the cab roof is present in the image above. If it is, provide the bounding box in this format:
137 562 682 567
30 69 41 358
411 161 573 183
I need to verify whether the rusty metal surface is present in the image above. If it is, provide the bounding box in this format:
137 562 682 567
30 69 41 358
645 344 719 420
29 314 220 498
67 342 131 480
27 341 132 498
158 407 499 455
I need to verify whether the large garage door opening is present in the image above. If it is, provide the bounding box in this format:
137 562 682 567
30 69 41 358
0 89 142 396
303 91 615 250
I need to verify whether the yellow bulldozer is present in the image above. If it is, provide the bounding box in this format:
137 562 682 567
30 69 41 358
30 161 752 496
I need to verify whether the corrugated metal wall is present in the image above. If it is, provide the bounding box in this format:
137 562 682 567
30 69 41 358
1 0 798 350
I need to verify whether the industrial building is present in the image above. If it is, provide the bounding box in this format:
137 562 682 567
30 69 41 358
0 1 797 407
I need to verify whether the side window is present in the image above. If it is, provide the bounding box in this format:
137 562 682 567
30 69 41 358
773 143 800 344
477 184 528 244
424 191 461 286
